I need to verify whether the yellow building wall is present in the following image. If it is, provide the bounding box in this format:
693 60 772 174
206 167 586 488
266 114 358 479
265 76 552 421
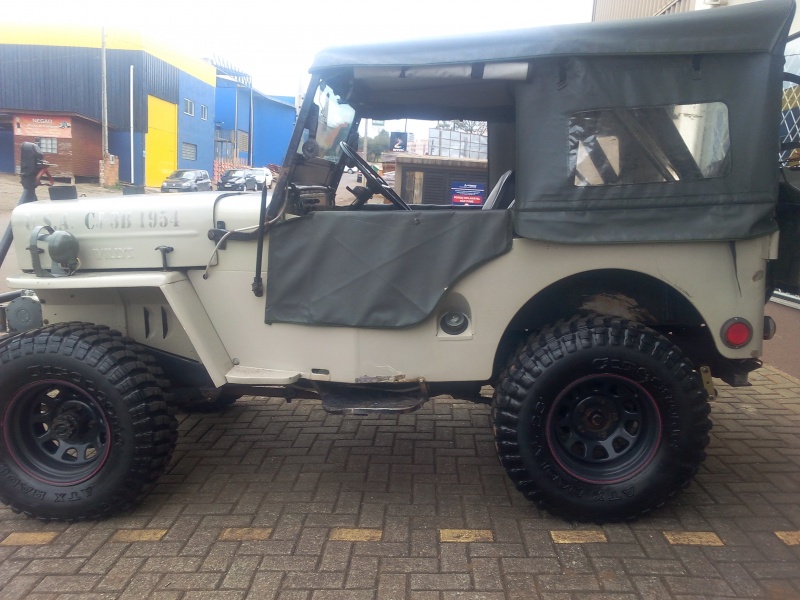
146 96 177 187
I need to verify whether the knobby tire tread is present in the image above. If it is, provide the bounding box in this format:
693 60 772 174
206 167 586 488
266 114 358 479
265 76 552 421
0 322 178 521
491 315 711 522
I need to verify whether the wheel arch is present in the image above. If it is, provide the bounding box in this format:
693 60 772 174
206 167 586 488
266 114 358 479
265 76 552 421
7 272 233 387
491 268 714 381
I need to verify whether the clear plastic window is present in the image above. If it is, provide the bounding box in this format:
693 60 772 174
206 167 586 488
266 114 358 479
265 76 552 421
569 103 730 187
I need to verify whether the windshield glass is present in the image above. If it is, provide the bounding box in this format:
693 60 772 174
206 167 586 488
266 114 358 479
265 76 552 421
298 84 356 163
169 170 193 179
224 170 245 178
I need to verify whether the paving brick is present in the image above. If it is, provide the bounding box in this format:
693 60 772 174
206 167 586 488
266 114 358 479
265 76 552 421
112 529 168 543
158 572 223 590
344 556 379 589
31 573 101 592
312 592 375 600
410 573 472 591
377 573 407 599
537 573 602 593
139 556 203 573
663 575 735 596
95 557 147 592
19 557 86 575
0 574 40 600
1 531 58 546
592 558 635 592
283 571 346 589
470 557 504 591
1 380 800 598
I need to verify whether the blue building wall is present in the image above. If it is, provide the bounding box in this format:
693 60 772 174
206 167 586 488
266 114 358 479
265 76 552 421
215 84 294 167
215 84 251 162
215 86 236 133
177 71 215 173
252 96 295 168
109 131 144 185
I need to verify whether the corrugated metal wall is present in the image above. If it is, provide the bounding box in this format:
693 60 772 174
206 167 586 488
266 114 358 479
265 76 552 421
0 45 178 133
593 0 696 21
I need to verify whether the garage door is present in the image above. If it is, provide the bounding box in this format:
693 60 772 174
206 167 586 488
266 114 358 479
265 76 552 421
145 96 177 187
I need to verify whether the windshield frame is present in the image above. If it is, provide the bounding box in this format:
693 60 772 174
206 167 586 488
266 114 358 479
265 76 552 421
269 77 359 219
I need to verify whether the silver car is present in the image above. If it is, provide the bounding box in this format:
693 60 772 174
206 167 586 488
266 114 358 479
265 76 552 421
248 167 274 190
160 170 213 192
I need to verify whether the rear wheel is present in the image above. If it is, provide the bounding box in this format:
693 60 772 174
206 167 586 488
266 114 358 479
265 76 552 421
492 315 711 522
0 323 177 521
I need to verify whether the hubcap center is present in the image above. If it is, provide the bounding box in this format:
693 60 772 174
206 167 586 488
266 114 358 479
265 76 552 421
51 406 93 443
575 396 618 437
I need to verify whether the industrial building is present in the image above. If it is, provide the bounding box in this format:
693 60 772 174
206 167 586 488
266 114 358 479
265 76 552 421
593 0 800 26
0 26 295 188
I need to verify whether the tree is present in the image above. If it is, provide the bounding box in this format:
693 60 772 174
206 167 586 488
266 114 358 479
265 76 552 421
435 120 488 136
359 129 390 162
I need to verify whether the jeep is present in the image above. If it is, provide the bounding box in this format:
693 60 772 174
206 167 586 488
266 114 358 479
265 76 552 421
1 0 799 522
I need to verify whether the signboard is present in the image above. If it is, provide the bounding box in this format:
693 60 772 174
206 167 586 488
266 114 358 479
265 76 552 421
451 181 486 205
371 120 385 127
15 115 72 138
391 131 408 152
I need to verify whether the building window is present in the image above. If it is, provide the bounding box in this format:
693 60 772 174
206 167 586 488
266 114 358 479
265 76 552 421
184 98 195 116
215 140 233 159
201 105 208 120
36 137 57 154
181 142 197 161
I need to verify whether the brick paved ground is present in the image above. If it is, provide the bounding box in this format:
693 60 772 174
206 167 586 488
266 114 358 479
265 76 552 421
0 366 799 599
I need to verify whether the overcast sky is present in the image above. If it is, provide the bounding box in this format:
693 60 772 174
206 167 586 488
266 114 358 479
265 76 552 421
17 0 594 97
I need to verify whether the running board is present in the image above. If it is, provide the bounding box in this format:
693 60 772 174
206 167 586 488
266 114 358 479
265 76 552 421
314 382 429 415
225 365 301 385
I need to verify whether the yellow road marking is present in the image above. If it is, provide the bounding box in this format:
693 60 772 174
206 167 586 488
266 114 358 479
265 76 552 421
111 529 167 543
550 530 608 544
439 529 494 543
329 528 383 542
664 531 724 546
219 527 273 541
0 532 58 546
775 531 800 546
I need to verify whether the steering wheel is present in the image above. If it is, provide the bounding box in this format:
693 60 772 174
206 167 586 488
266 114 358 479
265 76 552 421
339 141 411 210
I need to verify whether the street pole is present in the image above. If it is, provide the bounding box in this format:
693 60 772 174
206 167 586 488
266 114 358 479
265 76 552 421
363 119 369 162
130 65 134 184
249 78 254 166
101 28 109 158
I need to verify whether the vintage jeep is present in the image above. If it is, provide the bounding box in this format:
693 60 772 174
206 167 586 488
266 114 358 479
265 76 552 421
1 0 799 522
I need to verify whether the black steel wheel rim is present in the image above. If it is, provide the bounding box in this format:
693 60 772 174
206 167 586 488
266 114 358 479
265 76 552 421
545 374 661 484
3 380 112 485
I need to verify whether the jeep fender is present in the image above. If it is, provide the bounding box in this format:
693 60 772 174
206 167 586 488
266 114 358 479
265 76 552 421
6 272 232 386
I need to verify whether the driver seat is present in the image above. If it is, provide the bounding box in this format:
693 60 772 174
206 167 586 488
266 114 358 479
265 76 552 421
482 170 515 210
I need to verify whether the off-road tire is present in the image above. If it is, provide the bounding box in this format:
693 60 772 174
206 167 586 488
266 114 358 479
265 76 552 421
492 315 711 522
0 323 178 521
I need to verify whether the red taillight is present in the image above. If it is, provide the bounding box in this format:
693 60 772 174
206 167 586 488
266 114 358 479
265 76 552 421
721 318 752 348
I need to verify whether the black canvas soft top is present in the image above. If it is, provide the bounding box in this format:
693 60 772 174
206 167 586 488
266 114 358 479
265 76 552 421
305 0 796 245
311 0 793 74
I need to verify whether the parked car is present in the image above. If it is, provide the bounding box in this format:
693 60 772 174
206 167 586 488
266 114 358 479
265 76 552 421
249 167 274 190
160 169 212 192
218 169 256 191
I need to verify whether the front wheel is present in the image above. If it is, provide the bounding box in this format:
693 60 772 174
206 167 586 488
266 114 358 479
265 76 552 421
0 323 178 521
492 315 711 522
